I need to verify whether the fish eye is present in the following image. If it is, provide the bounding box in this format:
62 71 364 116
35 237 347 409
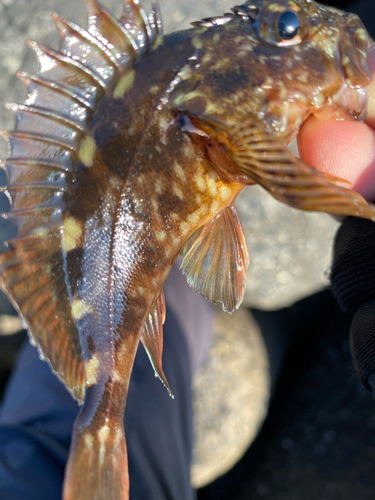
277 11 300 40
256 2 308 47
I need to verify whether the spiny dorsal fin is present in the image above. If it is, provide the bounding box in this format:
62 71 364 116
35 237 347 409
141 289 173 398
0 0 163 401
181 204 249 313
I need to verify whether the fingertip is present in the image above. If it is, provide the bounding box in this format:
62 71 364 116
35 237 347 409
298 116 375 200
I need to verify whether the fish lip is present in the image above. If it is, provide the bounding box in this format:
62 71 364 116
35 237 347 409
312 84 369 122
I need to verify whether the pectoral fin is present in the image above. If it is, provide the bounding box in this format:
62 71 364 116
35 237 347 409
181 203 249 313
225 122 375 219
141 289 173 398
185 115 375 221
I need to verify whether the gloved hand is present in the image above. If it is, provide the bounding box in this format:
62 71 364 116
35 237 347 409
331 216 375 391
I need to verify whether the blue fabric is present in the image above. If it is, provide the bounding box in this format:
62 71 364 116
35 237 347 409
0 306 195 500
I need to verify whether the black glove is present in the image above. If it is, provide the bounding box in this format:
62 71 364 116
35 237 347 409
331 216 375 391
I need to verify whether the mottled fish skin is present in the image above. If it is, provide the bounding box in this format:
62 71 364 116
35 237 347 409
0 1 374 499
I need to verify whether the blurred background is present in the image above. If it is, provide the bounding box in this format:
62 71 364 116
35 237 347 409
0 1 375 499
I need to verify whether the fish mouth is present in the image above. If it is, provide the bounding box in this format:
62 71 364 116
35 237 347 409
313 14 372 122
312 84 369 122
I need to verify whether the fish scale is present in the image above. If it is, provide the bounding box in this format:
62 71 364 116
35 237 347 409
1 0 375 499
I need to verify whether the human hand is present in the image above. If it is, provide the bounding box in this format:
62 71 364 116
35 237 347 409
297 45 375 391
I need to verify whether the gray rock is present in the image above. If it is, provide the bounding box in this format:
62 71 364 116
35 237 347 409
0 0 339 310
191 308 270 488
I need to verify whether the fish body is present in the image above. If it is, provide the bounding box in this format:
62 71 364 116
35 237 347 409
0 1 374 499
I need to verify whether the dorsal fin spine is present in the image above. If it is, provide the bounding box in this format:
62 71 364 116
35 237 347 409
1 131 76 151
5 158 70 172
5 102 86 133
17 71 92 109
7 182 66 191
51 13 119 69
151 0 163 36
84 0 138 55
26 40 107 90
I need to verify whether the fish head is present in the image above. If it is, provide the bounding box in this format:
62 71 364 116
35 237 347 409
238 0 373 126
177 0 372 137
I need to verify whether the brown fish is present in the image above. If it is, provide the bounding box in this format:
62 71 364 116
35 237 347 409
0 0 374 498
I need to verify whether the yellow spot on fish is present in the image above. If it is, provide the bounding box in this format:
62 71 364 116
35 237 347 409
187 212 200 226
355 28 367 41
174 90 202 106
86 353 99 386
296 74 308 83
173 182 184 200
313 92 325 108
84 433 94 451
98 425 110 467
174 163 186 182
152 199 159 214
113 69 135 99
178 64 192 80
34 227 48 237
113 369 123 382
156 230 166 242
202 53 212 64
78 135 96 168
114 428 123 447
118 342 128 359
137 174 146 185
153 34 163 50
210 200 220 214
150 85 160 94
155 179 164 195
180 221 190 235
195 175 205 192
220 185 232 201
204 101 221 115
72 299 93 321
63 216 83 252
109 175 122 190
207 178 218 197
192 37 203 50
197 204 209 218
213 33 221 43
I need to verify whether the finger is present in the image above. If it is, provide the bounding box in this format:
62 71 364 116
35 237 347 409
297 117 375 200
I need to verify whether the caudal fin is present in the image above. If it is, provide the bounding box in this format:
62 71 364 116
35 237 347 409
63 422 129 500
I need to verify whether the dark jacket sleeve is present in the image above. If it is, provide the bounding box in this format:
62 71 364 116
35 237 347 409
331 216 375 391
0 305 196 500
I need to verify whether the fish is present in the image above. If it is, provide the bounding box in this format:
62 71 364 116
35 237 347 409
0 0 374 498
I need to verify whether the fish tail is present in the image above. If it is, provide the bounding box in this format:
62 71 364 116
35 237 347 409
63 420 128 500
